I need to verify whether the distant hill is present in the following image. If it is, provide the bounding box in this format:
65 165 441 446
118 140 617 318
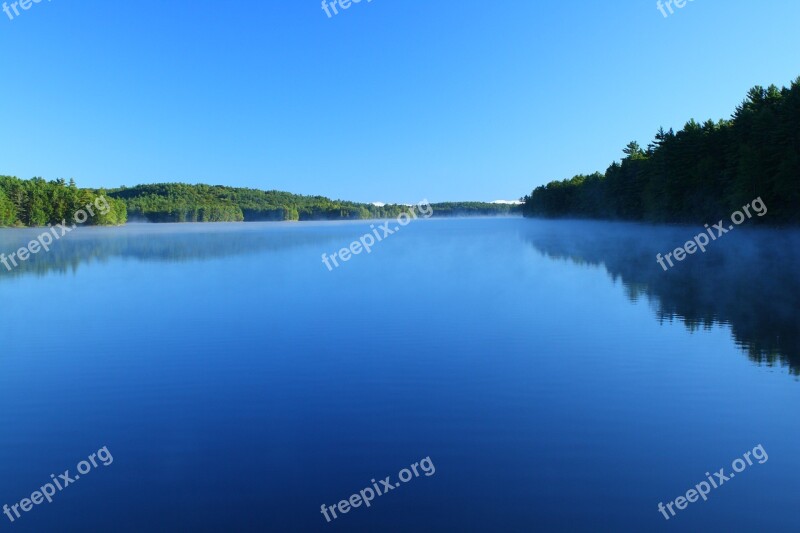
107 184 521 222
0 178 519 227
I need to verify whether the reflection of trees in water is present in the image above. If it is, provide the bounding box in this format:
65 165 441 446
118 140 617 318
521 220 800 375
4 220 798 375
0 224 339 280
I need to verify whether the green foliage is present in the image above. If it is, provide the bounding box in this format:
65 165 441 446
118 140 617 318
108 183 385 222
523 77 800 224
0 179 520 227
108 184 520 223
0 176 127 227
0 187 17 226
428 202 521 217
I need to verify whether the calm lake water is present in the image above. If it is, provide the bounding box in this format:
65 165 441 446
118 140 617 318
0 218 798 532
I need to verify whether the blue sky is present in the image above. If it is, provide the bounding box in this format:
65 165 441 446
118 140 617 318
0 0 798 203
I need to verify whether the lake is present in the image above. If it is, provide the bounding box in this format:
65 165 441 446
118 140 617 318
0 218 798 532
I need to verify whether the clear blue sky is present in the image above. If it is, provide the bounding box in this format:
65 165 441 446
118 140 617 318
1 0 798 203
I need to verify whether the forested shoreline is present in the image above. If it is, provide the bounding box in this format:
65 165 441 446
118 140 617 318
109 184 519 222
0 179 518 227
523 78 800 224
0 176 127 227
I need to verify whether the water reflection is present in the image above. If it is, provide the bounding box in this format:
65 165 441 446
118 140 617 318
0 222 341 280
4 219 798 376
520 219 800 375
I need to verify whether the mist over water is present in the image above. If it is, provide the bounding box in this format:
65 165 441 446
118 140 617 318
519 219 800 375
3 219 795 374
0 218 798 531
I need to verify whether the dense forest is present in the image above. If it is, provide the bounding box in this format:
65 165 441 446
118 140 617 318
523 77 800 224
429 202 521 217
0 178 517 227
108 184 520 222
0 176 127 227
108 183 408 222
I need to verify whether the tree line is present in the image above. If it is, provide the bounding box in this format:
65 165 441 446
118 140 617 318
108 183 398 222
0 176 127 227
106 184 518 222
429 202 521 217
0 178 518 226
522 77 800 224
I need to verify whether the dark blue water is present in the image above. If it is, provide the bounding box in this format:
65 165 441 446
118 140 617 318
0 218 798 532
